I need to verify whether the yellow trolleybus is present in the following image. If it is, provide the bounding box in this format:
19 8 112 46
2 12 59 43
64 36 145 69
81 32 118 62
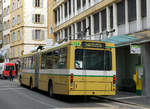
19 40 116 96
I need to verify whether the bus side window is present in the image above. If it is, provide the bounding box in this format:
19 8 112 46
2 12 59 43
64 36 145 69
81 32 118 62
58 48 67 69
41 53 46 69
52 50 60 69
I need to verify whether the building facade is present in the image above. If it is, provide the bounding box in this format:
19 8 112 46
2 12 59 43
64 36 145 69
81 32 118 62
48 0 150 96
1 0 11 62
49 0 148 42
10 0 48 61
0 0 3 49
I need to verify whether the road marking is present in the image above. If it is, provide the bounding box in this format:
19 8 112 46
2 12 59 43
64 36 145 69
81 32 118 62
13 89 57 108
0 88 24 91
50 107 108 109
116 96 144 100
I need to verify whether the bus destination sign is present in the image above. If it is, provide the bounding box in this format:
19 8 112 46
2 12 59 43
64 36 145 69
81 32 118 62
82 42 105 48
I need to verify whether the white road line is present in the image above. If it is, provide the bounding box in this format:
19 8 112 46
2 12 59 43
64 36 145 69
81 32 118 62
116 96 143 100
13 89 57 108
0 88 24 91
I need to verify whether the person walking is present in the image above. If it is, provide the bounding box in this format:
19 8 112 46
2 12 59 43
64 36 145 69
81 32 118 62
9 67 13 81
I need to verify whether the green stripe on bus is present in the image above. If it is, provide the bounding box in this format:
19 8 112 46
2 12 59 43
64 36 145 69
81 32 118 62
105 46 115 48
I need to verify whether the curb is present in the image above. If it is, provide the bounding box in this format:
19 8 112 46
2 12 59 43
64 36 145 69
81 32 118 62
96 96 150 108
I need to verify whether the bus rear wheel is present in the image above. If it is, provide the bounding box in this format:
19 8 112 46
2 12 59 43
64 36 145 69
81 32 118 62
48 82 54 97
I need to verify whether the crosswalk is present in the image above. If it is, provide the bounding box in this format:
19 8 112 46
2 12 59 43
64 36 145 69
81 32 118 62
0 79 20 89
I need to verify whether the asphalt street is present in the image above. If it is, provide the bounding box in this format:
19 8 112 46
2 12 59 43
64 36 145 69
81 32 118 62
0 79 147 109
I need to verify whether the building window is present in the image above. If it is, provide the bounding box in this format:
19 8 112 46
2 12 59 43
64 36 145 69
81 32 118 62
7 6 10 14
128 0 136 22
117 0 125 25
77 22 81 38
13 2 15 11
18 30 21 40
17 15 21 24
110 6 113 28
32 14 44 23
18 47 20 56
64 28 68 40
4 8 6 16
35 30 40 40
18 0 21 8
64 2 67 18
13 17 15 27
88 16 91 35
11 32 13 42
141 0 146 17
8 20 10 28
12 48 15 57
35 0 40 7
58 8 60 22
32 30 45 40
69 0 71 15
94 13 99 34
101 9 106 31
83 0 86 7
13 32 16 42
73 0 75 13
69 26 71 40
82 19 86 37
54 10 57 24
77 0 81 10
35 14 40 23
8 34 10 43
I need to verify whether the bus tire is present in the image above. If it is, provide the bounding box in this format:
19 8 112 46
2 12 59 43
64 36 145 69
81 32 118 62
29 77 33 90
48 81 54 97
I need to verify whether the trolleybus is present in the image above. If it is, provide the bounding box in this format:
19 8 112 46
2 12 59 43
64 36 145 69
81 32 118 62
19 40 116 96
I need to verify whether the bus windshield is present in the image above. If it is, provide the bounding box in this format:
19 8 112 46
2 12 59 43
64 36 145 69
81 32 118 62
5 66 14 71
75 49 112 70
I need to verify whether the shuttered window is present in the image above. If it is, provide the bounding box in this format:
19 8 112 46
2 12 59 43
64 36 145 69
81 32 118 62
33 0 43 8
117 0 125 25
141 0 146 17
32 14 44 24
64 2 67 18
83 0 86 7
101 9 106 31
110 6 113 28
77 22 81 38
128 0 136 22
77 0 81 10
94 13 99 33
32 30 45 41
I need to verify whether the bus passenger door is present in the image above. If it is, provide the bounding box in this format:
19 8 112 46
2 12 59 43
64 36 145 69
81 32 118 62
34 53 40 88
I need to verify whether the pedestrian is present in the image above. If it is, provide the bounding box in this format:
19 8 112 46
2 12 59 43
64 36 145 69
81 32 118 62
9 67 13 81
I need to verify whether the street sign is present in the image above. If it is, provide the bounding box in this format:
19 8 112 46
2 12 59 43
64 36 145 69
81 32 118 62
130 45 141 54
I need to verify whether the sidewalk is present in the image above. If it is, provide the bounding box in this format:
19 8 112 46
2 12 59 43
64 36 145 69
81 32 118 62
100 91 150 108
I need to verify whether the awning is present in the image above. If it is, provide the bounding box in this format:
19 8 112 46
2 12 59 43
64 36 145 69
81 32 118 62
102 31 150 47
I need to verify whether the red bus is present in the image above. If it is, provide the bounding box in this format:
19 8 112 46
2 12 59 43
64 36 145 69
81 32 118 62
0 63 16 79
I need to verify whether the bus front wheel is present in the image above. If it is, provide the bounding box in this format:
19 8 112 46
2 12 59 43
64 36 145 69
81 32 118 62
48 81 54 97
19 76 23 86
29 78 33 90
